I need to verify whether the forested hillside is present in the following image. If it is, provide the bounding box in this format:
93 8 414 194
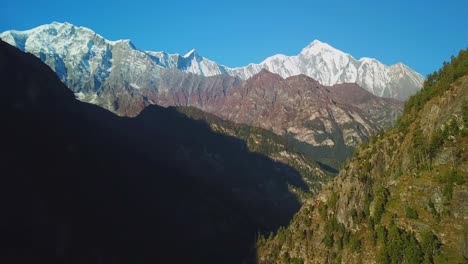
257 49 468 264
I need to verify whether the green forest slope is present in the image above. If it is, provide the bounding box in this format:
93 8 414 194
257 49 468 264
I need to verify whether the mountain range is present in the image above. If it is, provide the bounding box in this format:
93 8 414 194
0 22 423 101
146 41 424 100
0 22 405 164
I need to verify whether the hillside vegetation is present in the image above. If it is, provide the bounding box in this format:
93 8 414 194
257 49 468 264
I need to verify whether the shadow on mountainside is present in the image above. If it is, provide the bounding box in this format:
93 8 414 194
0 40 308 264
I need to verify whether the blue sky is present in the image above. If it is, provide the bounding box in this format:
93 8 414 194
1 0 467 75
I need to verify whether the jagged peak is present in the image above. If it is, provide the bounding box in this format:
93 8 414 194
183 49 198 58
308 39 328 47
108 39 132 45
358 57 383 65
388 62 425 81
389 62 409 70
0 22 142 51
50 21 73 27
51 21 71 25
31 21 78 33
300 39 343 56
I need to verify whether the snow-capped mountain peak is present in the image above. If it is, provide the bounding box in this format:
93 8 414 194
300 39 344 56
225 40 423 100
146 48 225 76
0 22 157 94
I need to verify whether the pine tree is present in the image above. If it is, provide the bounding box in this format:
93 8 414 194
386 221 404 264
403 235 422 264
421 231 440 264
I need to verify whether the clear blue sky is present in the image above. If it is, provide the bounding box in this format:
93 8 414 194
1 0 467 75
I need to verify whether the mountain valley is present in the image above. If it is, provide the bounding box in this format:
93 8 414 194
1 18 466 264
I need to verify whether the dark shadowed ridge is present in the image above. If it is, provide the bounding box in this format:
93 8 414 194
0 40 308 264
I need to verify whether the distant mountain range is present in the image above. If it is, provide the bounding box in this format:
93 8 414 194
1 22 423 100
227 40 424 100
0 22 405 162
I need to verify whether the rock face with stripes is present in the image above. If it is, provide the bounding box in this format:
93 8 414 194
205 70 402 150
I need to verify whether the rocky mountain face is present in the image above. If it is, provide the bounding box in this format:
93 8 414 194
96 69 242 117
97 69 403 167
256 49 468 264
201 70 403 164
0 39 328 263
146 49 228 76
0 22 423 101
